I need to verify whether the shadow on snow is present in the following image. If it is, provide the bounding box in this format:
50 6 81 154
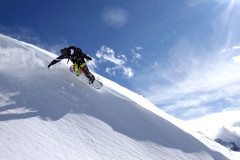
0 68 228 160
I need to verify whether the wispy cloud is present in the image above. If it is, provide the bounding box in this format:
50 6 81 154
134 38 240 119
95 46 134 78
96 46 126 65
212 0 240 47
101 7 129 28
0 24 68 54
233 55 240 63
130 47 142 64
135 46 143 51
132 1 240 119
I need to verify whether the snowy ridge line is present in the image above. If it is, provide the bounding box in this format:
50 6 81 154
0 33 57 59
99 74 183 125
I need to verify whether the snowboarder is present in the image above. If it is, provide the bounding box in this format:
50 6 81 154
48 46 95 84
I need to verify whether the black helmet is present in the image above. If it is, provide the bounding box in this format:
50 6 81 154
60 48 69 55
76 48 82 52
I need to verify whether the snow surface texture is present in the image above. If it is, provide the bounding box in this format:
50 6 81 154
0 34 238 160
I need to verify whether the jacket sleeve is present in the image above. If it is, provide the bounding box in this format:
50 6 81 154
47 55 66 68
83 53 92 61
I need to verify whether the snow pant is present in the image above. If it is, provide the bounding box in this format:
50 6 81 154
73 63 95 83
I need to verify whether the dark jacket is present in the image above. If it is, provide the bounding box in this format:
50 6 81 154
48 46 92 68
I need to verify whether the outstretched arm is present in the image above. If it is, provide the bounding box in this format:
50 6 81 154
82 53 92 61
47 54 66 68
85 55 92 61
48 59 61 68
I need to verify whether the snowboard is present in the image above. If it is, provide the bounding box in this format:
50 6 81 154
70 66 103 89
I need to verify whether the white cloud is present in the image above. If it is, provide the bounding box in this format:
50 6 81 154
126 0 240 119
219 44 240 55
106 67 116 76
135 46 142 51
232 45 240 50
96 46 125 66
186 108 240 147
123 67 133 78
164 99 204 112
180 107 209 119
130 47 142 64
233 56 240 63
132 53 141 60
219 44 240 63
134 37 240 119
102 7 129 28
96 46 134 78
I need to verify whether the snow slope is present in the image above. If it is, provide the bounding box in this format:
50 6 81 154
0 34 237 160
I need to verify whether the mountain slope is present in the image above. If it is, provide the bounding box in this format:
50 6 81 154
0 34 236 160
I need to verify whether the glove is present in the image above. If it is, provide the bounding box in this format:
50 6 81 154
47 64 51 69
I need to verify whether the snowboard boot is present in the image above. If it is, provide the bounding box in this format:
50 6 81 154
88 76 94 84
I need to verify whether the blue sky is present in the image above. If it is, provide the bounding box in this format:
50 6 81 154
1 0 240 120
